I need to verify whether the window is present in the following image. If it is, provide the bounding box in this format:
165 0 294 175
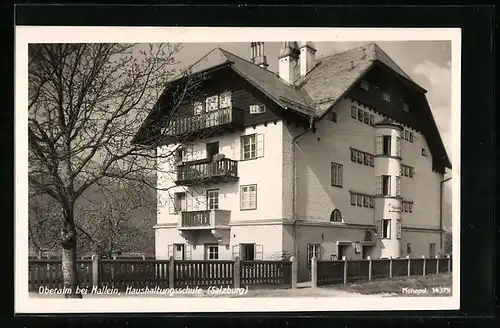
206 95 219 112
357 152 363 164
240 184 257 210
207 245 219 260
351 149 357 162
369 197 374 208
363 153 369 166
357 109 363 122
331 162 343 187
409 167 413 178
409 132 414 142
207 189 219 210
363 196 369 207
402 102 410 112
361 80 370 91
363 112 369 124
377 175 391 196
350 193 356 205
331 112 338 123
382 92 391 103
250 104 266 114
404 130 409 141
330 209 342 222
174 192 186 213
369 114 375 126
409 202 413 213
307 243 321 267
194 101 204 115
219 91 232 109
407 243 412 254
351 105 357 119
369 154 374 167
240 243 255 261
382 135 391 156
421 148 427 157
241 134 264 160
403 201 414 213
429 243 436 258
382 219 391 238
357 194 363 206
396 137 401 157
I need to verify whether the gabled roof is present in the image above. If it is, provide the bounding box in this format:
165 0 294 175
182 47 315 116
296 42 425 117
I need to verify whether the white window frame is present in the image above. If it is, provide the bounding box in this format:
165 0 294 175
382 92 391 103
240 184 257 210
331 162 343 187
207 245 219 260
360 80 370 91
219 91 232 109
307 243 321 267
249 104 266 115
206 189 219 210
241 134 264 160
194 101 204 116
206 95 219 112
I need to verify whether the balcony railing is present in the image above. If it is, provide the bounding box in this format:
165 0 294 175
179 209 231 230
165 107 244 137
175 158 238 186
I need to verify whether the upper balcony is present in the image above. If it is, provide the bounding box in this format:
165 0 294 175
178 209 231 231
175 157 239 186
164 107 244 142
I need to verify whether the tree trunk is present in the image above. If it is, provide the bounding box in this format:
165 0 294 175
61 203 82 298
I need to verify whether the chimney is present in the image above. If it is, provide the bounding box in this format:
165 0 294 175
278 41 300 84
250 42 268 69
299 41 317 76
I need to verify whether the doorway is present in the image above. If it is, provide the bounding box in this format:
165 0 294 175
206 141 219 160
337 245 347 260
362 245 375 259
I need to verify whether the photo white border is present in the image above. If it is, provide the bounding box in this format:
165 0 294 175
15 26 461 313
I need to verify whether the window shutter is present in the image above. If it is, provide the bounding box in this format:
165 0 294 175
186 192 193 211
376 220 383 238
376 136 383 155
184 245 192 260
256 134 264 158
167 244 174 258
232 245 240 260
396 137 401 157
396 176 401 196
376 176 382 195
388 176 392 195
168 195 175 214
255 244 263 260
396 219 402 239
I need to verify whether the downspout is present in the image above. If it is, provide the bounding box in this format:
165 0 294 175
291 114 315 260
439 176 452 254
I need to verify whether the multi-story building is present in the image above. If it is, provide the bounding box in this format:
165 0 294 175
133 41 451 281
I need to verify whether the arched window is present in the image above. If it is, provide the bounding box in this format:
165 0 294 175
330 209 342 222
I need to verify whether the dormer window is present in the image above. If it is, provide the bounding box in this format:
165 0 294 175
382 92 391 103
360 80 370 91
194 101 204 115
250 104 266 115
402 102 410 112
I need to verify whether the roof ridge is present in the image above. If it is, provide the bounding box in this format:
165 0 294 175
185 47 224 72
373 43 413 81
315 42 375 62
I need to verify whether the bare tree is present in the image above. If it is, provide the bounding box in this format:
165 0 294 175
28 43 208 297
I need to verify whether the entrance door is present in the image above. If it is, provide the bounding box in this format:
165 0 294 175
362 245 374 259
173 244 185 260
240 243 255 261
338 245 347 260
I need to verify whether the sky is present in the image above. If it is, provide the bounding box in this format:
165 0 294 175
160 41 452 164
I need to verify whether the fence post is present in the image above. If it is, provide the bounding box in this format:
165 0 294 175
92 254 99 288
342 256 348 285
311 257 317 288
368 256 372 281
290 256 297 289
234 256 241 289
389 257 393 279
447 255 451 273
407 255 411 277
422 255 426 276
436 255 440 274
168 256 175 288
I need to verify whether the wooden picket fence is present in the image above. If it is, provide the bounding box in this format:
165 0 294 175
315 255 452 287
28 256 293 292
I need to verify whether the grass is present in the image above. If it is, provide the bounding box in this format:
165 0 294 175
330 273 452 296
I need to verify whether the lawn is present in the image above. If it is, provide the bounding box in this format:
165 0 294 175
329 273 452 296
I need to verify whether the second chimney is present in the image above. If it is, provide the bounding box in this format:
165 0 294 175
299 41 317 76
250 42 268 69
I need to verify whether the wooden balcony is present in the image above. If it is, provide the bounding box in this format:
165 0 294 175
178 209 231 230
175 158 238 186
164 107 244 141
